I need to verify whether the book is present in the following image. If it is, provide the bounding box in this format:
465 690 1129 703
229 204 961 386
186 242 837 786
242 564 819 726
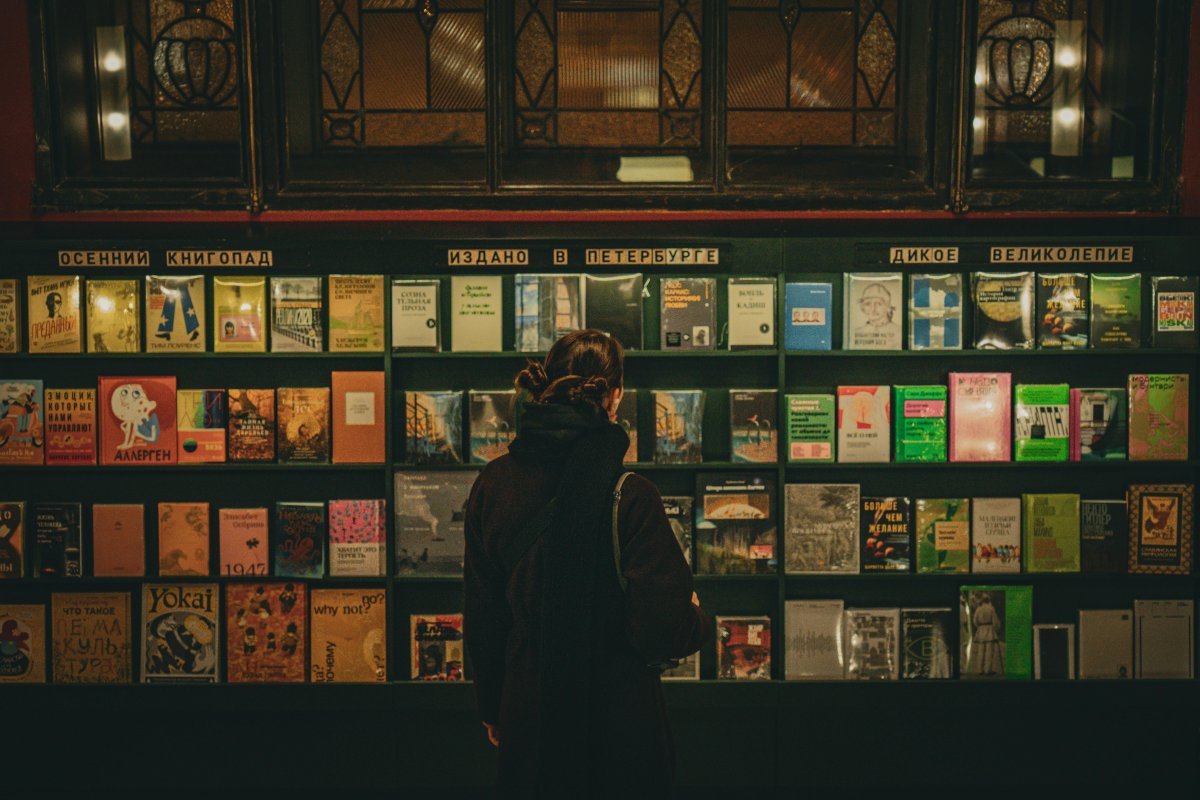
331 371 386 464
660 277 715 350
843 608 900 680
836 385 890 463
98 376 177 466
44 388 96 465
227 389 276 462
900 608 954 679
785 393 835 463
405 390 463 464
585 273 643 350
716 615 771 680
395 470 476 576
1134 599 1194 679
1078 609 1132 679
0 604 45 683
843 273 902 350
514 273 583 352
328 274 385 352
662 496 693 567
51 592 131 683
33 502 82 578
141 583 219 683
450 275 502 352
908 273 962 349
653 390 704 463
213 276 266 352
0 380 44 465
92 504 145 577
0 502 23 579
971 271 1035 349
1036 273 1089 348
1080 500 1126 573
1033 624 1075 679
783 599 844 680
146 275 205 352
275 501 326 579
391 279 440 352
1127 483 1194 575
1022 493 1080 573
276 387 331 463
328 499 386 577
469 390 517 463
0 279 20 352
270 276 323 352
729 389 777 463
915 497 970 574
27 275 81 353
1090 273 1141 348
176 389 227 464
948 372 1012 462
695 472 777 575
893 385 947 462
970 497 1021 573
1014 383 1070 462
1127 374 1189 461
783 282 832 351
410 614 465 680
659 652 700 681
784 483 859 574
218 508 269 577
310 588 388 682
225 582 307 683
1150 275 1198 347
1070 388 1127 461
616 388 638 462
157 501 210 576
727 277 775 349
860 496 911 572
86 278 140 352
959 585 1033 680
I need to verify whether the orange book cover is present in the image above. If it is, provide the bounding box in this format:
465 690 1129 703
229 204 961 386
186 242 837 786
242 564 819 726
309 588 387 683
98 376 177 466
176 389 227 463
157 502 210 576
51 592 131 683
92 504 145 577
0 501 24 579
0 604 46 683
218 507 269 576
45 389 96 465
331 371 385 464
228 389 275 461
226 582 307 683
0 380 44 465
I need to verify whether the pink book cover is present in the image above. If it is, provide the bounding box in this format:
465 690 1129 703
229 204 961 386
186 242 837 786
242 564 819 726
836 385 891 463
949 373 1012 462
1068 388 1081 461
328 499 386 577
218 508 269 577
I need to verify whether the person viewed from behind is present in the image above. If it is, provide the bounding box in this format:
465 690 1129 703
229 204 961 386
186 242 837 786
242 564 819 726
464 329 711 797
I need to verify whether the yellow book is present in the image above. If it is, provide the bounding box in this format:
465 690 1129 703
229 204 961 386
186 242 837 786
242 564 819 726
213 276 267 353
0 279 20 352
328 275 384 352
86 279 140 353
27 275 81 353
146 275 206 352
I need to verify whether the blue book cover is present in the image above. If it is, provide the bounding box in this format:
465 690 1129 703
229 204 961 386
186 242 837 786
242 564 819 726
405 391 463 464
653 390 704 463
909 274 962 350
784 283 832 351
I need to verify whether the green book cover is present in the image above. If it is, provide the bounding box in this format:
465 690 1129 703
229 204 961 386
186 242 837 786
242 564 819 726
960 585 1033 680
1090 274 1141 348
1014 384 1070 462
915 497 970 574
894 385 947 462
785 394 834 463
1022 493 1081 572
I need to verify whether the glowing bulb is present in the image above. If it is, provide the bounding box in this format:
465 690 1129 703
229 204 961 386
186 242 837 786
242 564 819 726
973 116 984 131
1057 48 1077 68
96 297 115 313
240 303 252 312
105 111 127 130
102 52 124 72
975 68 985 86
1056 107 1079 126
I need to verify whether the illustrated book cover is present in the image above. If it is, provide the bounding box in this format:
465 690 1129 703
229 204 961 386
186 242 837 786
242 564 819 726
695 472 777 575
783 281 832 351
270 276 323 352
27 275 81 353
276 387 331 463
729 389 777 463
716 615 771 680
0 604 44 683
328 274 385 352
653 390 704 464
784 483 859 574
860 496 911 572
514 273 583 352
146 275 205 352
1127 483 1193 575
844 608 900 680
915 497 970 574
227 388 276 462
1069 387 1126 461
329 498 386 577
98 376 177 466
157 501 210 576
213 276 266 352
1127 373 1189 461
176 389 226 464
843 272 902 350
1036 273 1088 348
405 390 463 464
86 278 139 353
411 614 465 680
274 501 326 579
395 470 477 576
141 583 219 683
908 273 962 349
469 390 517 464
901 607 954 679
836 385 890 462
51 592 131 683
225 582 307 683
970 497 1021 574
310 588 387 683
0 379 44 465
959 585 1033 680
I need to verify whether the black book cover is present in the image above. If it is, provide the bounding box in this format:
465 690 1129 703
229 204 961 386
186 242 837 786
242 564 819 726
729 389 778 463
972 272 1035 349
584 273 643 350
33 502 81 578
1037 273 1089 348
661 278 716 350
1151 275 1198 348
860 496 912 572
694 472 777 575
1080 499 1127 573
901 608 955 679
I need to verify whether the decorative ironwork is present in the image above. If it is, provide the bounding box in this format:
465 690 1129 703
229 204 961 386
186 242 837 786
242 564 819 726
978 1 1056 107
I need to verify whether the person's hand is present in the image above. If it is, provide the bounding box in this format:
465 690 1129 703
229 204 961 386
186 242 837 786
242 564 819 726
483 722 499 748
691 591 700 607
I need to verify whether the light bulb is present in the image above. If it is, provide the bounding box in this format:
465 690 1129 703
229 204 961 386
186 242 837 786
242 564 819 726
1057 48 1078 68
102 52 124 72
973 116 984 131
975 68 985 86
105 111 127 130
1056 107 1079 126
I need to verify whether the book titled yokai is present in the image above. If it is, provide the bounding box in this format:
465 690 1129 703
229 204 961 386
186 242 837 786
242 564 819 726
948 372 1011 462
225 582 307 683
908 273 962 350
653 390 704 464
959 585 1033 680
1036 273 1089 348
271 276 323 352
0 604 45 683
391 279 439 352
726 277 775 350
0 379 44 465
893 385 947 462
98 377 177 466
660 277 716 350
0 279 20 353
860 496 911 572
329 498 386 577
227 389 276 462
836 385 890 463
716 615 771 680
729 389 777 463
915 497 970 574
176 389 227 463
1151 275 1197 348
275 501 326 579
1127 484 1194 575
157 501 210 576
411 614 465 680
395 471 476 576
44 388 96 465
586 272 646 350
783 282 832 351
784 483 859 575
146 275 205 352
784 599 844 680
310 588 387 683
785 394 835 463
662 496 694 567
0 502 25 579
514 274 583 352
695 472 777 575
1022 493 1080 573
1014 384 1070 462
970 497 1021 573
469 390 517 464
213 276 267 352
1070 388 1126 461
27 275 81 353
141 583 219 683
276 387 331 463
51 592 132 683
1128 374 1189 461
405 390 463 464
843 273 902 350
971 271 1035 349
844 608 900 680
218 508 269 577
900 608 954 679
1090 273 1141 348
86 278 140 352
328 274 385 352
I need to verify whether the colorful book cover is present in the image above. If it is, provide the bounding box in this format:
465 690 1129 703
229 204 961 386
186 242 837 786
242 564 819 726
908 273 962 349
86 278 140 353
836 385 890 463
616 388 638 462
395 470 476 576
900 608 954 679
469 390 517 464
27 275 81 353
514 273 583 352
391 279 440 352
844 608 900 680
218 508 269 577
0 604 45 683
971 271 1035 349
959 585 1033 680
51 592 131 683
893 385 947 462
1127 483 1194 575
276 387 331 463
783 282 832 351
948 372 1011 462
1128 374 1189 460
1070 388 1126 461
157 501 210 576
653 390 704 464
729 389 777 463
275 501 326 579
411 614 465 680
0 379 44 465
44 388 96 465
1036 273 1089 348
176 389 226 464
783 599 844 680
310 588 388 683
141 583 219 683
660 277 715 350
970 497 1021 574
1080 499 1126 573
695 472 777 575
34 502 82 578
727 277 775 349
225 582 307 683
92 504 145 577
1021 493 1081 573
331 371 386 464
1014 383 1070 462
716 615 771 680
98 376 177 466
405 390 463 464
915 497 970 574
328 274 385 352
329 498 386 577
0 279 20 352
785 394 835 463
860 496 911 572
270 276 323 352
146 275 205 352
1151 275 1198 348
843 273 902 350
0 502 23 579
783 483 859 574
227 388 276 462
1090 273 1141 348
450 276 502 353
662 496 693 567
213 276 267 352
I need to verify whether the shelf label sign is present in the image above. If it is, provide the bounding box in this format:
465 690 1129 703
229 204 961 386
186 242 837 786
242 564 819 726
888 247 959 264
166 250 274 267
58 250 149 267
584 248 719 266
989 245 1134 264
447 249 529 266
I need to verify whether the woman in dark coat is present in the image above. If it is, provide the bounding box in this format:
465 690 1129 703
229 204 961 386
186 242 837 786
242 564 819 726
464 329 711 797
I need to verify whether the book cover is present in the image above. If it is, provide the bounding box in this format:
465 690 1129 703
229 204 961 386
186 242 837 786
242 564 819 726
653 390 704 464
784 483 859 574
227 388 276 462
331 371 386 464
900 608 954 679
411 614 465 680
660 652 700 681
585 273 643 350
44 388 96 465
908 273 962 350
141 583 219 683
1091 273 1142 348
1070 388 1127 461
729 389 777 463
33 502 82 578
270 276 323 352
469 390 517 464
92 504 145 577
1078 609 1131 679
843 608 900 680
971 497 1021 573
1127 483 1194 575
514 274 583 352
893 385 947 462
1134 599 1194 679
860 496 911 572
1127 374 1189 461
783 282 832 351
0 502 23 579
86 278 140 353
616 388 637 462
843 273 902 350
948 372 1012 462
146 275 205 352
328 274 385 352
959 585 1033 680
276 387 331 463
971 271 1035 349
1014 383 1070 462
176 389 226 464
27 275 81 353
1080 499 1127 573
0 279 20 352
1033 624 1075 679
225 582 307 683
405 390 463 464
727 277 775 349
51 592 131 683
98 376 177 466
275 501 326 579
0 604 44 683
662 496 693 567
395 470 476 576
660 277 715 350
213 276 266 352
716 615 771 680
1036 273 1089 348
836 385 890 463
915 497 970 574
218 508 269 577
450 275 502 352
0 380 44 465
329 498 386 577
785 394 835 463
1022 493 1080 573
310 588 388 683
157 501 210 576
391 279 440 352
695 472 777 575
783 599 844 680
1151 275 1198 347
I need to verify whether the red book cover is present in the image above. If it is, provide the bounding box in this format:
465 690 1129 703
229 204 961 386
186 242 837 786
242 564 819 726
92 504 145 577
0 380 44 465
45 389 96 465
98 377 178 466
218 507 269 577
226 582 307 683
949 373 1012 462
331 371 385 464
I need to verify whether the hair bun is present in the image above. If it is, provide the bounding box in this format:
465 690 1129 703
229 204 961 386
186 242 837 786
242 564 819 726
516 360 550 395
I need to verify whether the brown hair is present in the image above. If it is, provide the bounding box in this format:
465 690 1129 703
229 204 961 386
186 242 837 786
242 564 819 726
515 329 624 415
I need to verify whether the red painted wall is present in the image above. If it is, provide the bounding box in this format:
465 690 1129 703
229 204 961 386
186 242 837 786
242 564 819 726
0 1 35 221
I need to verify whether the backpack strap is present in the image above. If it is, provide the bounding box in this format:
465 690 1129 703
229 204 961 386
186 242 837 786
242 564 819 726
611 471 635 592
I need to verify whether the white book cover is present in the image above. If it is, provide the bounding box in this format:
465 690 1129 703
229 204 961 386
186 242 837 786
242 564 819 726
1134 599 1194 679
971 497 1022 573
843 608 900 679
843 273 903 350
836 385 890 463
728 278 776 348
450 276 502 352
1078 609 1132 679
784 599 845 679
392 279 440 351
